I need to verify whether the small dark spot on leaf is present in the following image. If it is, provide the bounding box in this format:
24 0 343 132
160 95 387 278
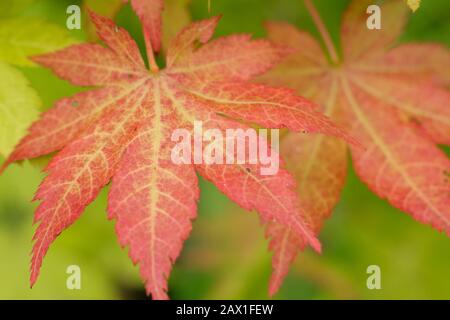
193 40 202 50
71 100 79 107
409 116 421 126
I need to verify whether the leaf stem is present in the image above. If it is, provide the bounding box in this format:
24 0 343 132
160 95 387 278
148 54 160 73
144 29 160 73
304 0 339 64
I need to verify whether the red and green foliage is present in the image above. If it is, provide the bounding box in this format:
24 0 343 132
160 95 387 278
1 3 354 299
1 0 448 299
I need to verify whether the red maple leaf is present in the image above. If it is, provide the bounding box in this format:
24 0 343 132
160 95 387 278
261 0 450 295
1 9 355 299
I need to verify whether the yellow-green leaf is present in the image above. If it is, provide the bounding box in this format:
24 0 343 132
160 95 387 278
0 0 36 18
0 62 40 156
0 18 79 67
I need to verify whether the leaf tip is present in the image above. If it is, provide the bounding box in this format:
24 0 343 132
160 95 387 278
145 283 170 300
207 14 223 28
28 54 46 68
86 7 115 34
309 235 322 254
268 284 278 298
29 264 39 289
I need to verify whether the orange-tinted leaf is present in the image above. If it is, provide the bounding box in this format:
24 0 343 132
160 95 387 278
166 16 220 67
108 116 199 300
31 84 148 285
352 44 450 85
341 0 408 61
31 43 147 86
169 34 290 81
262 0 450 295
348 73 450 145
4 85 143 165
341 78 450 234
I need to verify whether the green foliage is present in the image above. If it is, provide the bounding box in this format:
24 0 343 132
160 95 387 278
0 18 78 67
0 0 36 18
0 62 40 156
0 2 79 157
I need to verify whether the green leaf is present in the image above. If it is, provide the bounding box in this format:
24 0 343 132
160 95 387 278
0 62 40 156
0 18 79 67
0 0 36 18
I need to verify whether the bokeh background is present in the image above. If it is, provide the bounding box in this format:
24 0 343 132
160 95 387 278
0 0 449 299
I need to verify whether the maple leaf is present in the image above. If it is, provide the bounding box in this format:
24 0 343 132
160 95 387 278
87 0 188 52
1 10 354 299
261 0 450 295
0 62 40 157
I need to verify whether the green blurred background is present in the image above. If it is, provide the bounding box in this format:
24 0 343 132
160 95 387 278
0 0 449 299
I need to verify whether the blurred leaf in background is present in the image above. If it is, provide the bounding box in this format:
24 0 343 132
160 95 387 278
176 0 450 300
0 18 78 66
0 62 40 156
0 0 448 299
0 1 78 156
0 0 36 18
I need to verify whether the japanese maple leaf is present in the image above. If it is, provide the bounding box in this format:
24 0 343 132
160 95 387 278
1 10 355 299
261 0 450 295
